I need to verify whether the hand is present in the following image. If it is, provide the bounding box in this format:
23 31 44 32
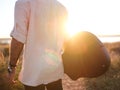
7 67 16 86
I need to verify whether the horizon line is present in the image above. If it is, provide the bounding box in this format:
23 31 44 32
97 34 120 37
0 34 120 39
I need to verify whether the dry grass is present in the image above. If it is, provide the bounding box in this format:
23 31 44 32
0 51 4 64
0 42 120 90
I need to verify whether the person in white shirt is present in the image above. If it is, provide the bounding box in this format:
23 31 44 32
8 0 68 90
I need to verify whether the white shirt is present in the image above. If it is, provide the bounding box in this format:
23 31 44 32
10 0 67 86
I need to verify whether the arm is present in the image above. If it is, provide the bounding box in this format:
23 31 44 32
9 0 29 67
8 38 24 84
9 38 24 67
8 0 29 84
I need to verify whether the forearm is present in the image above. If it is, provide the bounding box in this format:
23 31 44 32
9 38 24 66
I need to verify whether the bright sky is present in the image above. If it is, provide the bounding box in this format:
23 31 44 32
0 0 120 38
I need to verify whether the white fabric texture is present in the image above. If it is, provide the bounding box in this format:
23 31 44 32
10 0 67 86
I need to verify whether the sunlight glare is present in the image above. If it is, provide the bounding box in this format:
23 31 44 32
65 15 82 37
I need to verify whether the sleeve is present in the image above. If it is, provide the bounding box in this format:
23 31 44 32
10 1 29 44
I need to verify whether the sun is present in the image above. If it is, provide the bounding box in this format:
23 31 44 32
65 16 82 37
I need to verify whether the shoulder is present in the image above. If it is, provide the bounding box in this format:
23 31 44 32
56 1 68 15
57 1 67 11
15 0 31 11
57 1 68 18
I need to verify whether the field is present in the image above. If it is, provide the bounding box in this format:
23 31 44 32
0 42 120 90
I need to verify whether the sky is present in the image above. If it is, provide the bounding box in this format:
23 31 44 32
0 0 120 38
0 0 16 38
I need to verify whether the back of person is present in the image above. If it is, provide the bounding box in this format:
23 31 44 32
26 0 67 53
10 0 68 89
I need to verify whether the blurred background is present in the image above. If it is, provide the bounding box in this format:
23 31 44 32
0 0 120 90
